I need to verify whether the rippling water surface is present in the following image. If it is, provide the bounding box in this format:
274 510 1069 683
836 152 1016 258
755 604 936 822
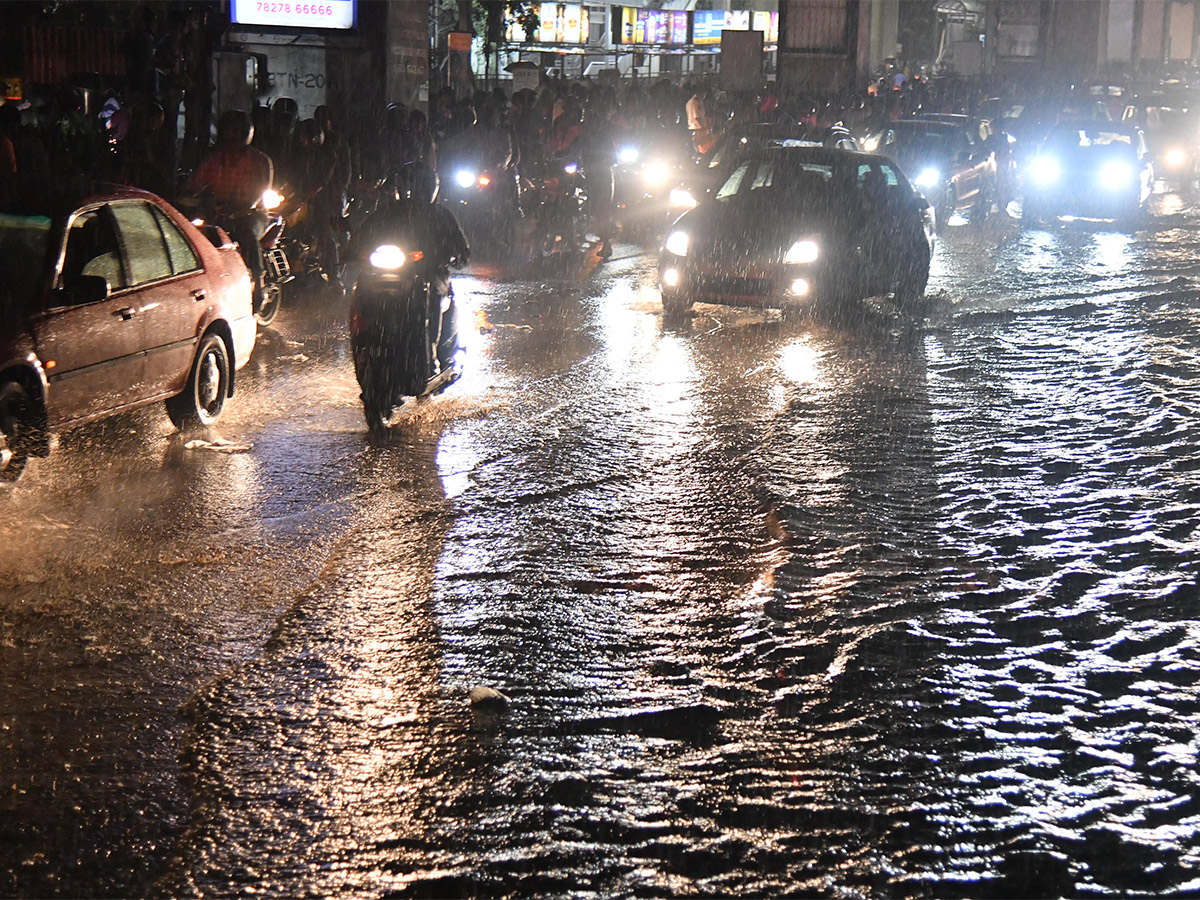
6 209 1200 898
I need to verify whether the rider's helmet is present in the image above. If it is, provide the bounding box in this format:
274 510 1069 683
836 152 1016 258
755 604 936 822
217 109 253 147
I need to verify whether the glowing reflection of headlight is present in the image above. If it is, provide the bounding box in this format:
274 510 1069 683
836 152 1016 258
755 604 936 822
664 229 689 257
669 188 698 209
369 244 406 269
662 266 681 287
784 239 819 264
1029 155 1060 185
789 278 810 296
1165 147 1187 168
1099 160 1134 186
618 145 639 164
454 169 476 188
914 167 941 189
643 161 670 186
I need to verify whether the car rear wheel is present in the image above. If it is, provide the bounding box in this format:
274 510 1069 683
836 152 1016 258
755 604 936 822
0 381 34 482
166 333 230 430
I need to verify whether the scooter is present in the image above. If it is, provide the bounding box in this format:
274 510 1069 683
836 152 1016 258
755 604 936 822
349 240 464 431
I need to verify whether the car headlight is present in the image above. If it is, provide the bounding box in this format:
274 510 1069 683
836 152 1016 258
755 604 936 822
369 244 406 270
664 229 689 257
784 239 819 264
454 169 476 188
564 162 579 175
1165 147 1187 168
643 161 670 187
618 145 639 165
261 189 283 211
669 188 698 209
914 167 941 189
1099 160 1134 186
863 135 880 152
1029 155 1060 185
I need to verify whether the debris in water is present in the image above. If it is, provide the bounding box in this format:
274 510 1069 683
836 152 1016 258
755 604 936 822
184 437 252 453
467 686 510 711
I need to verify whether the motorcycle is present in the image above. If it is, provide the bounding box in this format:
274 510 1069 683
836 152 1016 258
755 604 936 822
439 160 519 254
349 239 464 431
183 189 291 325
524 158 588 258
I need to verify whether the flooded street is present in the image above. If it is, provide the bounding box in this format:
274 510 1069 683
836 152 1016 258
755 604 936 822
4 197 1200 898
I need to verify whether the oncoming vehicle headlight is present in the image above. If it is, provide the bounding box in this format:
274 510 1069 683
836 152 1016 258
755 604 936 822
784 239 819 264
369 244 406 270
1165 147 1187 168
669 188 698 209
913 167 941 189
618 145 639 165
863 135 880 152
454 169 476 188
261 189 283 211
664 229 689 257
1029 155 1061 185
1099 159 1134 186
643 161 670 187
564 162 579 175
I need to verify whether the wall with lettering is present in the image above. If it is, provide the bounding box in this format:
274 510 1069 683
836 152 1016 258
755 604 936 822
257 44 328 119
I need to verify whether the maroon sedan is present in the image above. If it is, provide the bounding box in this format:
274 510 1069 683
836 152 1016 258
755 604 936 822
0 186 258 480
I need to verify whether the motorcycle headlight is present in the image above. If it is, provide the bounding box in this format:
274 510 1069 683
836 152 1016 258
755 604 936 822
784 239 819 264
669 188 698 209
261 189 283 211
863 135 880 152
618 145 639 165
1165 147 1187 168
369 244 406 270
564 162 579 175
1099 160 1134 186
914 167 941 189
664 229 689 257
1029 155 1060 185
454 169 476 189
642 161 670 187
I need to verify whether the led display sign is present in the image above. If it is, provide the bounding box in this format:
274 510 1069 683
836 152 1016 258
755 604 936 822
507 3 590 43
617 7 687 45
230 0 356 30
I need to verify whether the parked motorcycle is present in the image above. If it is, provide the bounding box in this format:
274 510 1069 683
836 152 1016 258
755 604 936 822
349 239 465 431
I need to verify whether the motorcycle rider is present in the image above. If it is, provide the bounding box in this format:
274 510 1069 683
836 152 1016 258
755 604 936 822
350 164 469 374
186 109 274 307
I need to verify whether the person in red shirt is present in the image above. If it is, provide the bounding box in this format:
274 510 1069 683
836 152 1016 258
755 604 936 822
187 109 274 306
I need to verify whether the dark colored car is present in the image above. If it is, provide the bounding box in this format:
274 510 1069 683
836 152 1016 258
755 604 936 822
1021 119 1153 223
666 121 861 219
0 186 258 480
1120 99 1200 189
657 146 935 318
866 117 997 229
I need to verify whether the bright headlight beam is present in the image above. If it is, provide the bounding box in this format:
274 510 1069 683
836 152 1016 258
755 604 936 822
914 167 941 189
1099 160 1134 186
784 239 819 264
1029 156 1060 185
454 169 476 188
1165 147 1186 168
669 188 698 209
643 162 669 186
664 230 689 257
618 146 639 164
369 244 406 269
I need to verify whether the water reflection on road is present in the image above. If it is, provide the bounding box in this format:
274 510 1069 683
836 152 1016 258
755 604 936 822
4 203 1200 898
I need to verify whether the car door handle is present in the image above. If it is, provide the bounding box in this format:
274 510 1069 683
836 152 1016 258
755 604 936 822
114 307 136 320
191 289 206 302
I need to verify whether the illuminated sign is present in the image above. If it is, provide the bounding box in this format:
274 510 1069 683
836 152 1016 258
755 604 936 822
507 3 590 43
618 7 687 45
230 0 356 30
693 10 725 46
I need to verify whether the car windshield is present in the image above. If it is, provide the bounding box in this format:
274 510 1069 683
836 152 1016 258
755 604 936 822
0 213 52 319
1048 128 1132 149
888 127 953 156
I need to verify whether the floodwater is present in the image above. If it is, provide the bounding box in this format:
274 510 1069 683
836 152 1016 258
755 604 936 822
4 200 1200 898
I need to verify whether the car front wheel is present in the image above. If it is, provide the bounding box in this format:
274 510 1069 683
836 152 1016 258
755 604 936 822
166 333 230 430
0 381 34 482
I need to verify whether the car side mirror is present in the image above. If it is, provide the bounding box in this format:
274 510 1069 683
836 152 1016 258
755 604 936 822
58 274 110 305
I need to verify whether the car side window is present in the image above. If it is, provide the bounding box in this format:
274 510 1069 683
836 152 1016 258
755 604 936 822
715 162 751 202
151 206 200 275
111 202 173 286
60 207 126 299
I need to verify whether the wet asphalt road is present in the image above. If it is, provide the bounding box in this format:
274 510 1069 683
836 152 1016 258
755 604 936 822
3 195 1200 898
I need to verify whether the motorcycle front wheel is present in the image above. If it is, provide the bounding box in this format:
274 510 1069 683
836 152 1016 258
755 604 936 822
256 283 283 325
